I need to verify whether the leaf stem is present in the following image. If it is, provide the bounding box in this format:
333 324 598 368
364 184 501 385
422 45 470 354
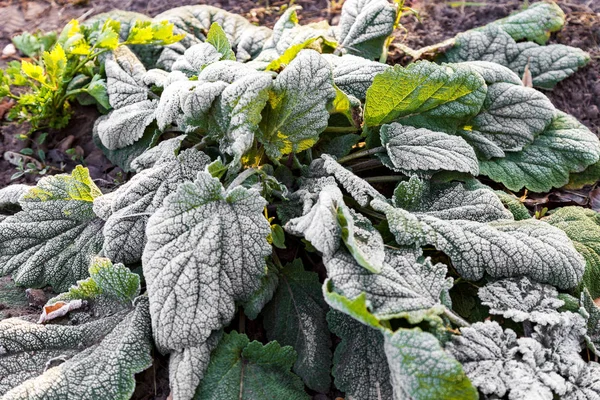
393 37 457 60
227 168 258 189
324 126 359 133
363 175 405 183
443 307 470 328
337 146 385 163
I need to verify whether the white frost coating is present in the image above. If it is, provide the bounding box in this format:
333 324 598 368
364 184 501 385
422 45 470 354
324 54 390 99
169 331 222 400
458 60 523 85
37 299 85 324
478 277 564 325
380 123 480 175
258 50 336 159
321 155 386 206
102 148 210 264
92 192 117 221
0 185 30 210
171 43 222 76
336 0 396 59
339 207 385 273
142 171 271 352
285 185 343 257
373 200 585 289
105 47 148 109
130 136 186 172
325 248 452 319
95 100 157 150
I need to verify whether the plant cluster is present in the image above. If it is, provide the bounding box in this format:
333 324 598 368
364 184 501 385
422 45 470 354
1 1 600 399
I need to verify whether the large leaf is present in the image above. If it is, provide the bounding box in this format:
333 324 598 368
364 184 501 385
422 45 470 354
380 123 479 175
479 112 600 192
373 199 585 289
580 288 600 356
384 328 478 400
258 50 336 159
327 311 392 400
323 54 390 100
0 259 152 399
0 166 104 291
95 100 157 150
262 260 332 392
194 331 309 399
142 171 271 352
364 61 487 130
447 26 589 89
324 248 452 320
336 0 396 59
544 207 600 298
102 146 210 264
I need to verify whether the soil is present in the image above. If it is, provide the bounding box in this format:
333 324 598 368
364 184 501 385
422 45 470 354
0 0 599 399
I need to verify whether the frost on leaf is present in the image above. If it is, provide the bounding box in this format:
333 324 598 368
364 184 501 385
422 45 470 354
484 1 565 44
323 54 390 100
0 185 29 214
580 288 600 356
130 136 186 172
544 206 600 299
320 155 386 206
105 47 148 109
478 277 564 325
324 248 452 320
194 331 309 399
0 166 104 291
336 0 396 59
384 328 477 400
142 171 271 353
380 123 479 175
95 100 157 150
480 112 600 192
169 331 222 400
337 206 385 273
447 25 590 90
373 200 585 289
103 147 210 264
170 43 222 77
393 177 512 223
364 61 487 131
327 311 392 400
0 260 151 399
258 50 336 160
262 260 332 392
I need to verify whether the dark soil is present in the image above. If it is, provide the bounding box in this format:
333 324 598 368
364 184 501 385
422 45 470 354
0 0 599 399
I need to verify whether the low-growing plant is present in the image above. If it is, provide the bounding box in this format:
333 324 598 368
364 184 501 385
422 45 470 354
1 1 600 399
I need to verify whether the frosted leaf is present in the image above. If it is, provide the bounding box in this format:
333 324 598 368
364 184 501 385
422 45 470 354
321 155 386 206
336 0 396 59
171 42 222 76
0 167 104 291
95 100 157 150
458 60 523 85
143 68 170 87
258 50 336 159
130 136 186 172
103 148 210 264
480 112 600 192
384 328 477 399
325 248 452 319
0 185 29 212
241 262 279 320
327 311 392 400
0 296 152 399
92 192 116 221
194 331 308 399
338 207 385 273
532 311 587 361
169 331 222 400
323 54 390 100
105 47 148 109
373 200 585 289
393 178 512 222
580 288 600 356
142 171 271 352
563 360 600 400
262 260 332 392
478 277 564 324
380 123 479 175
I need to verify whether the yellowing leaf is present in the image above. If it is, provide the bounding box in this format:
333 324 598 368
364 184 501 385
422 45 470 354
66 19 81 38
42 44 67 86
21 60 45 83
127 21 154 44
96 28 119 50
152 20 185 45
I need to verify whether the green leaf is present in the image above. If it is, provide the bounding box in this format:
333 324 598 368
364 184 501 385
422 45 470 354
241 262 279 320
327 311 392 400
494 190 531 221
544 207 600 299
380 123 479 175
95 100 157 150
258 50 337 160
85 76 111 110
142 172 271 353
0 166 104 291
565 161 600 189
263 260 332 392
364 61 487 129
580 288 600 356
206 22 238 61
0 296 152 399
324 54 390 100
479 112 600 192
322 280 383 330
484 1 565 44
373 199 585 289
384 328 478 400
337 206 385 273
194 331 309 400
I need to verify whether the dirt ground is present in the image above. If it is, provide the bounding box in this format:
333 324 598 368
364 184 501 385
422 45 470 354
0 1 599 398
